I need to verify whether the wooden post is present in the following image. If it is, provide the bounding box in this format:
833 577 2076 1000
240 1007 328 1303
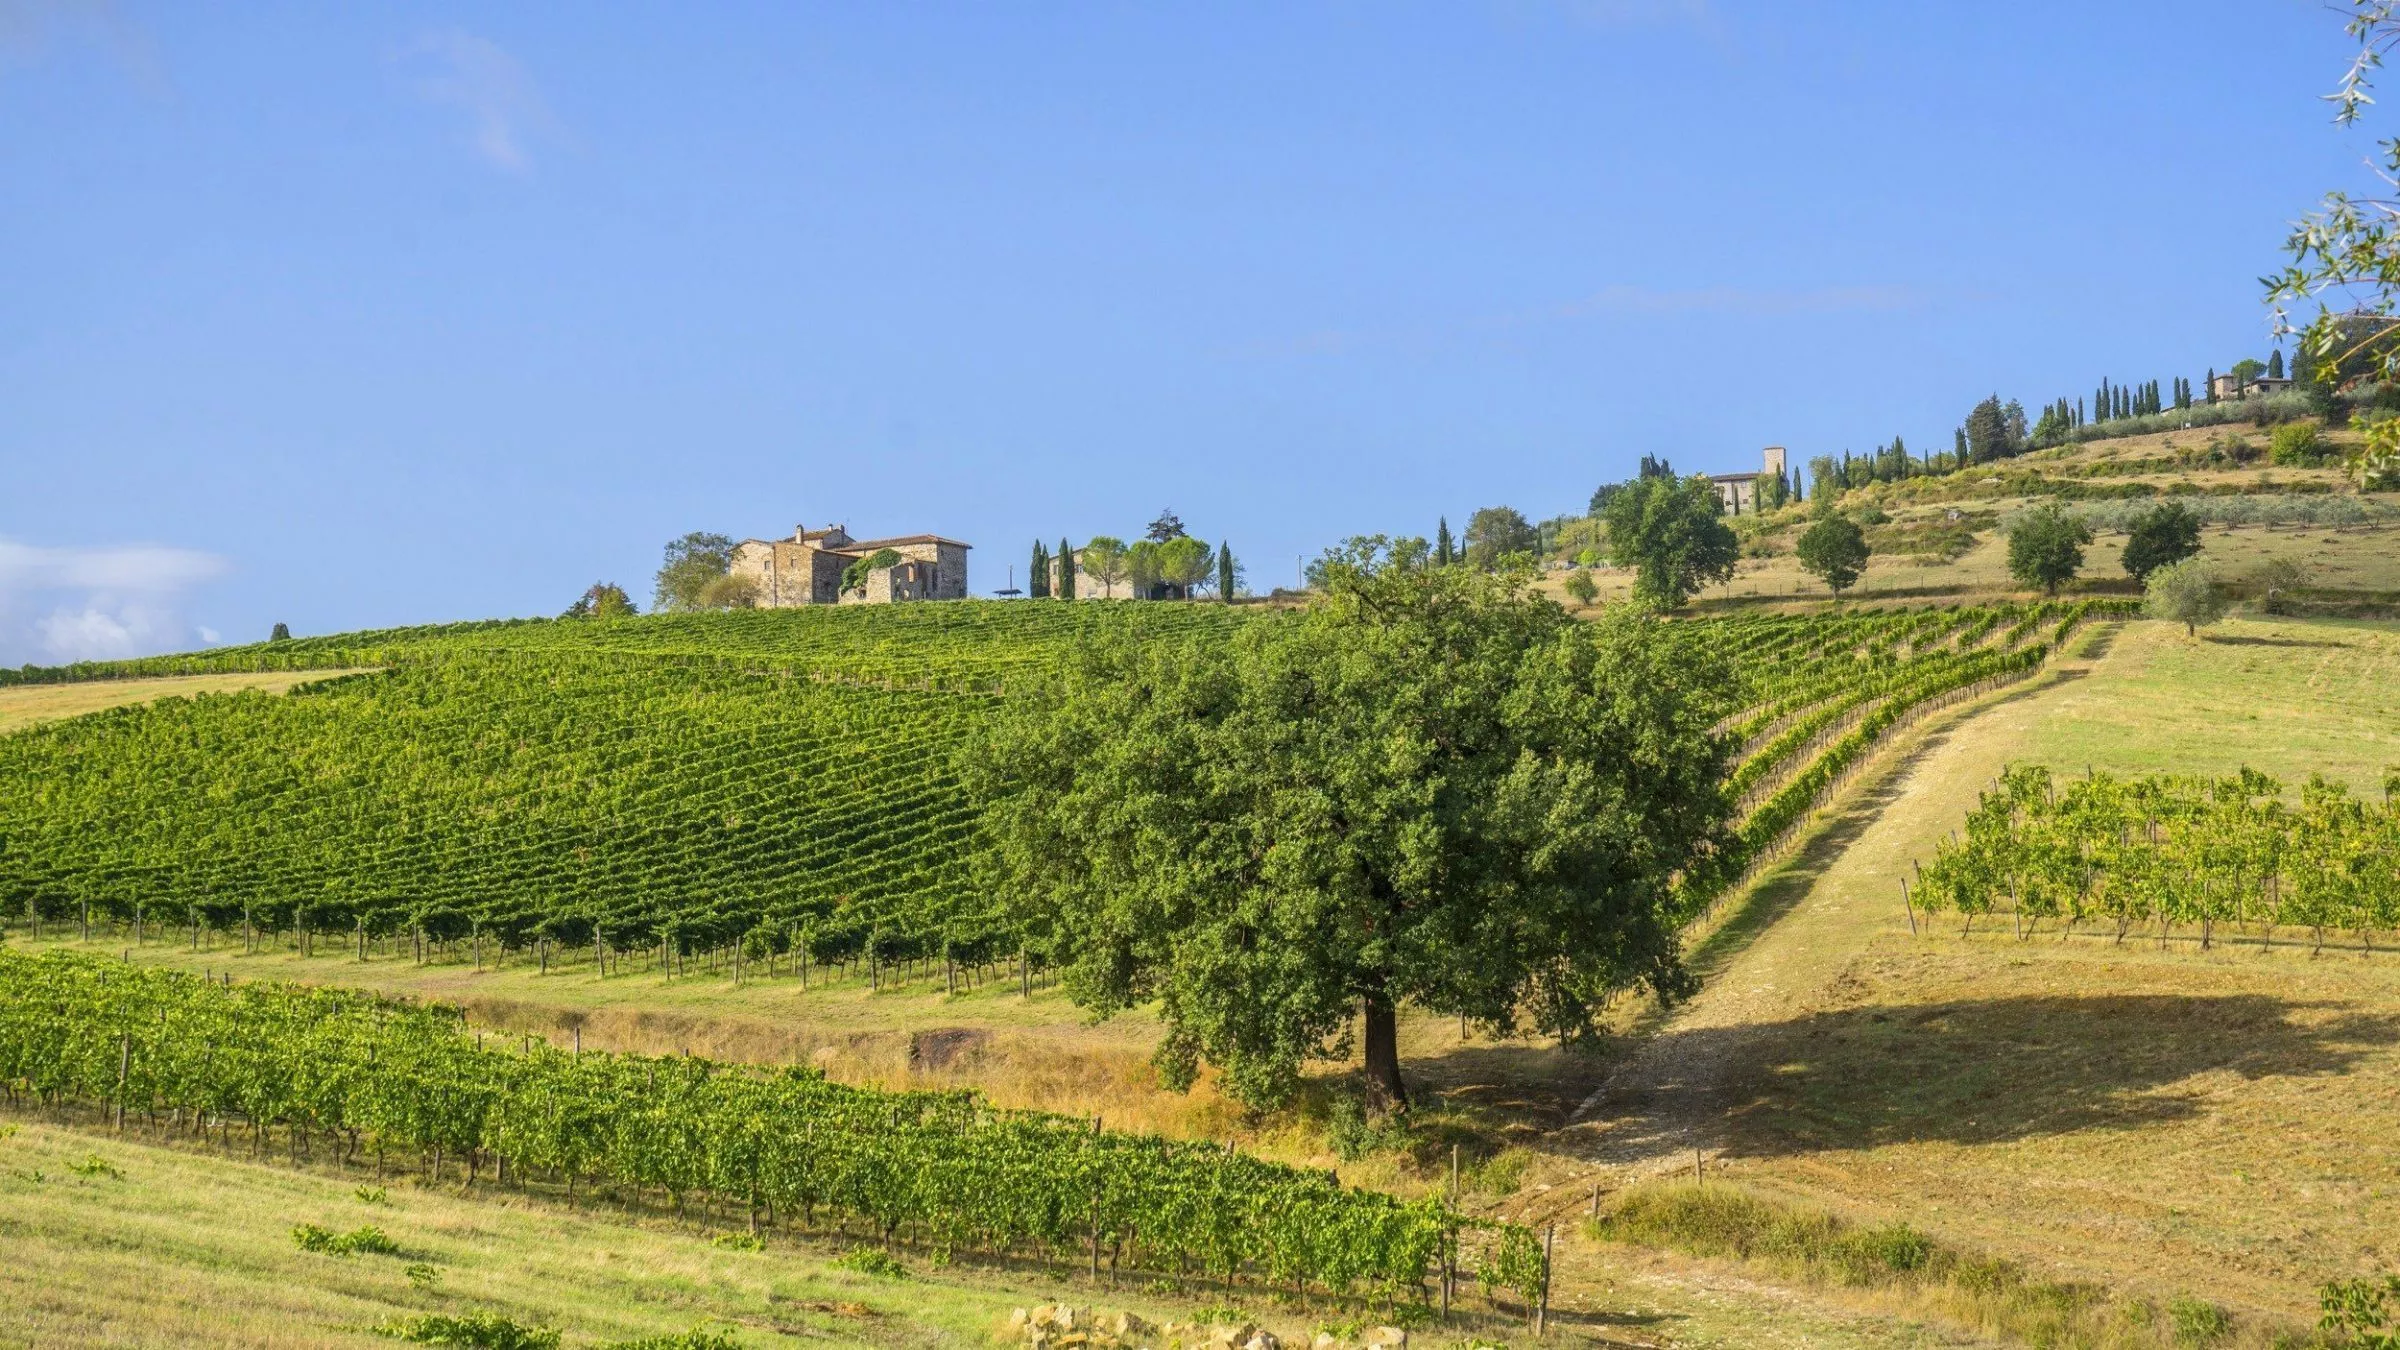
1534 1224 1554 1334
113 1035 131 1134
1449 1143 1460 1205
1902 878 1917 935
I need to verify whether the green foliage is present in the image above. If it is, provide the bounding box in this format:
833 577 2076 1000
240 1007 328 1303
1910 763 2400 945
376 1312 561 1349
710 1233 763 1252
654 533 740 613
1217 539 1238 600
293 1222 401 1256
2167 1295 2233 1347
1793 515 1870 597
1601 475 1740 609
404 1263 442 1289
2005 504 2092 595
1057 537 1076 599
2269 420 2331 466
2321 1273 2400 1349
601 1330 745 1350
0 948 1534 1306
1462 506 1539 570
1560 569 1599 608
1155 535 1214 597
1080 536 1130 597
839 548 904 597
2357 412 2400 491
972 547 1731 1110
2120 501 2204 582
2143 559 2230 636
69 1153 122 1180
564 583 637 620
270 623 291 642
1028 540 1050 599
830 1247 908 1279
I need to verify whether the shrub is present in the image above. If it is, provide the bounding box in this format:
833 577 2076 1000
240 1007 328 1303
830 1247 907 1279
376 1313 561 1349
292 1223 401 1257
2269 420 2329 466
2167 1294 2232 1346
601 1330 745 1350
1560 570 1599 609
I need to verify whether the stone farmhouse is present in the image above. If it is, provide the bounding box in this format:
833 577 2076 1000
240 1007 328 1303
1709 445 1787 516
2209 371 2293 401
730 524 971 606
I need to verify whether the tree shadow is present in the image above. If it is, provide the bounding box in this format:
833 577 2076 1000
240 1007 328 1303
1602 992 2400 1161
2202 634 2346 648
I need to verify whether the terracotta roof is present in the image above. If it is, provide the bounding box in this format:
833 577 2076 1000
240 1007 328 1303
836 534 973 551
1708 471 1763 482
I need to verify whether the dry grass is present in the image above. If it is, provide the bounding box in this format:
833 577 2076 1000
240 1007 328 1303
0 670 373 735
1620 616 2400 1323
0 1116 1043 1348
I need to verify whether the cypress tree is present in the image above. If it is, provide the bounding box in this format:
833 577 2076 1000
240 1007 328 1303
1217 540 1235 600
1029 540 1049 598
1057 537 1076 600
2205 368 2217 404
1435 517 1454 566
2269 349 2285 380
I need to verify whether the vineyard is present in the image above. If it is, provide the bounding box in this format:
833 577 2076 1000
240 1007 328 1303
0 947 1542 1310
1908 762 2400 950
0 598 2130 984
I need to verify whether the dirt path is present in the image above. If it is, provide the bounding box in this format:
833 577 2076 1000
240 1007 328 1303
1555 635 2120 1182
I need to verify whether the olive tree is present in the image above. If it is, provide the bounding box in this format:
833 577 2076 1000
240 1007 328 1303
969 541 1731 1114
2144 559 2230 637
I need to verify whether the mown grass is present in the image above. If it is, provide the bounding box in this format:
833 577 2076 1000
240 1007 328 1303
0 668 370 734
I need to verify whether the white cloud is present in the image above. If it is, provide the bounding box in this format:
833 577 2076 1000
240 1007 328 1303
403 29 558 171
0 539 230 667
0 0 167 91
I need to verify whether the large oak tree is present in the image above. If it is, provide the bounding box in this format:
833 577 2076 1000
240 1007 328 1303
970 542 1731 1113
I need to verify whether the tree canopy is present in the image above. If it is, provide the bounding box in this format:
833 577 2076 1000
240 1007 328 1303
565 582 637 619
1794 514 1871 598
2120 501 2203 583
1601 475 1739 609
2144 558 2230 637
2006 504 2093 596
1462 506 1540 570
1081 536 1130 598
970 544 1731 1113
654 532 746 611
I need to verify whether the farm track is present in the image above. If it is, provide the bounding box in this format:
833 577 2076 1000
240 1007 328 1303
1552 650 2109 1186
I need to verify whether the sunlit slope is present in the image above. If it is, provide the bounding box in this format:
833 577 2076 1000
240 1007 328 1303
0 603 1250 963
0 598 2112 971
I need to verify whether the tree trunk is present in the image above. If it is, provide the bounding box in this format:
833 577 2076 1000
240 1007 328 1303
1361 988 1408 1114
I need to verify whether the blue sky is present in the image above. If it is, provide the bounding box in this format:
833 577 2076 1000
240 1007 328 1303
0 1 2374 659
